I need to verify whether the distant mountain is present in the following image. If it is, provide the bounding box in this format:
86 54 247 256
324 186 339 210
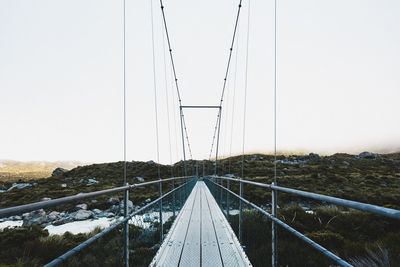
0 160 88 181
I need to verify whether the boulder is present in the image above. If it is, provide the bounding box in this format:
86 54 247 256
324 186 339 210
75 203 88 210
52 168 68 177
23 209 47 226
61 183 67 188
107 212 115 218
119 200 134 215
73 210 94 221
40 197 52 202
87 179 99 186
47 211 60 222
308 153 320 159
136 177 145 182
92 209 102 215
7 183 32 191
359 152 377 159
107 198 120 205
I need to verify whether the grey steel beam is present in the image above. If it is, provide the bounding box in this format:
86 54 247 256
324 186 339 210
216 176 400 220
207 179 352 267
271 182 277 267
0 176 194 218
180 105 221 109
123 184 129 267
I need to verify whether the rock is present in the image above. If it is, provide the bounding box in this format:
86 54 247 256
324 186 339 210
147 160 155 164
91 199 98 204
359 152 377 159
7 183 32 191
109 205 120 214
40 197 52 202
33 183 38 187
0 190 5 193
107 198 120 205
52 167 68 177
107 212 115 218
53 217 72 226
47 211 60 222
75 203 88 210
308 153 320 159
93 209 102 215
343 161 350 166
119 200 134 215
23 209 47 226
61 183 67 188
136 177 145 182
145 198 151 203
73 210 94 220
10 215 22 221
79 179 84 183
87 179 99 186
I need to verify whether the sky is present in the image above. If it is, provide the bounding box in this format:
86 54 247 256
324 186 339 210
0 0 399 164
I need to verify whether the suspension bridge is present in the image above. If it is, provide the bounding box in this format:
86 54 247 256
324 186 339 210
1 0 399 266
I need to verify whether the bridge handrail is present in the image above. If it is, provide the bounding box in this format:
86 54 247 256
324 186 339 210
0 176 195 218
44 178 196 267
207 179 352 267
214 176 400 220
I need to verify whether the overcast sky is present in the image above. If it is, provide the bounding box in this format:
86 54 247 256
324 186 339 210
0 0 399 164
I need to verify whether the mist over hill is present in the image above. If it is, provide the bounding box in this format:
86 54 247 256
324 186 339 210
0 160 88 181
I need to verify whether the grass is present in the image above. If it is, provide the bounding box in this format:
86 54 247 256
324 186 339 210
0 152 399 266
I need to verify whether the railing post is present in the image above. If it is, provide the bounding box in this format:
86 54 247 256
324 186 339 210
172 178 176 218
123 183 129 267
272 182 278 267
159 179 163 243
239 178 243 243
220 177 223 206
226 179 230 218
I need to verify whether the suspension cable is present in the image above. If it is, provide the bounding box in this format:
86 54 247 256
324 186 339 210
274 0 277 184
159 0 194 165
150 0 161 179
159 0 183 106
218 0 243 107
208 113 221 160
161 15 174 173
182 115 194 160
228 24 240 173
123 0 127 185
208 0 243 160
241 0 251 179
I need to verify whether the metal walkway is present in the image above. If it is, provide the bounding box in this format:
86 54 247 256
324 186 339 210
150 181 252 267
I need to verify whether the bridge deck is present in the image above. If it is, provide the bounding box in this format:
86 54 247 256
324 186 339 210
150 181 251 267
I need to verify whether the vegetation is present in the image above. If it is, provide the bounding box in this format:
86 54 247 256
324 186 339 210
0 152 399 266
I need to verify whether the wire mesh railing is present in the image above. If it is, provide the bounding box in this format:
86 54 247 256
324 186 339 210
205 176 400 267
